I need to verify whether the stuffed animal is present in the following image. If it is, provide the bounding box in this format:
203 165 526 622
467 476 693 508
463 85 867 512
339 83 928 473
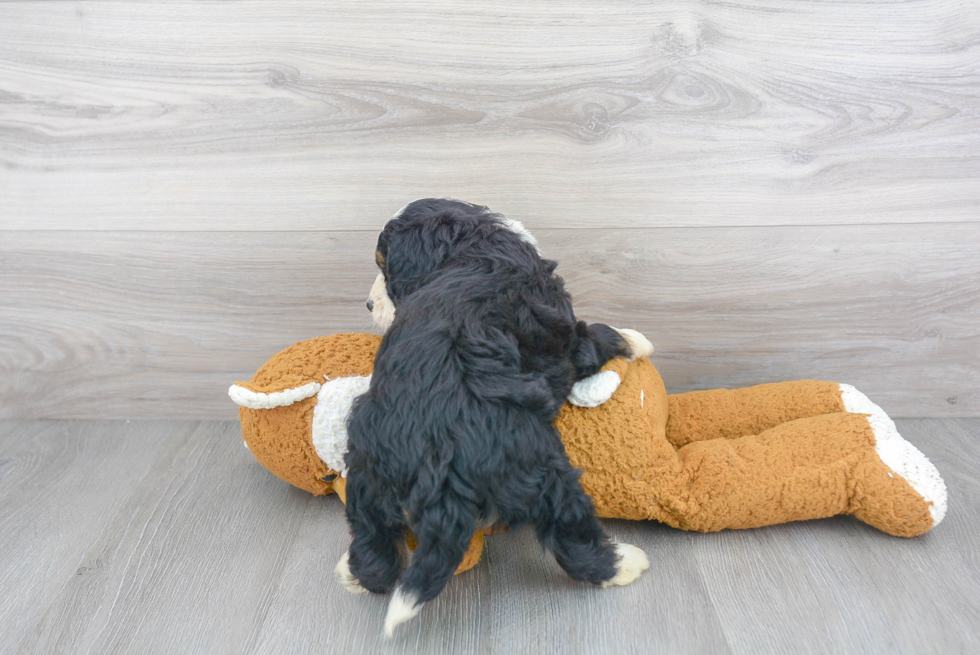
229 333 947 573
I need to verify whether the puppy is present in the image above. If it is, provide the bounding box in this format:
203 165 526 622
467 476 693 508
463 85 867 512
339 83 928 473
338 199 651 636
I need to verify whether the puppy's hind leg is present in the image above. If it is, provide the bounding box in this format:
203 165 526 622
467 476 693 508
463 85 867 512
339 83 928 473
339 473 404 595
535 465 649 587
384 497 476 637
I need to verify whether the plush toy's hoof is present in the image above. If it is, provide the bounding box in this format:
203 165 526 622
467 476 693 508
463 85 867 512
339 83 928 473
334 551 368 594
840 384 948 534
601 542 650 588
568 370 622 407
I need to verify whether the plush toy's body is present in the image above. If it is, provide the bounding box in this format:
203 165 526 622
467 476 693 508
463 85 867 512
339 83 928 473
230 333 946 573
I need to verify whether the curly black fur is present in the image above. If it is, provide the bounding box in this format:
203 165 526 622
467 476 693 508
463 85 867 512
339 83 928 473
344 199 632 606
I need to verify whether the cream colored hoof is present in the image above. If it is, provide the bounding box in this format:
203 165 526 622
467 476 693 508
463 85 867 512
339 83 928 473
568 370 622 407
840 384 947 526
602 542 650 587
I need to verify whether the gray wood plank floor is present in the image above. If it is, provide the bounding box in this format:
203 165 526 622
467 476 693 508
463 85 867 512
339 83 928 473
2 419 976 654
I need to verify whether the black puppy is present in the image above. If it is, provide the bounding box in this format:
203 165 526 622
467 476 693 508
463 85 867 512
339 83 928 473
336 199 651 635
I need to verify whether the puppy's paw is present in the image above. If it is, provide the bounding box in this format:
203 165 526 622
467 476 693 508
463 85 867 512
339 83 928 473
613 328 654 361
384 587 423 637
334 551 368 594
602 542 650 588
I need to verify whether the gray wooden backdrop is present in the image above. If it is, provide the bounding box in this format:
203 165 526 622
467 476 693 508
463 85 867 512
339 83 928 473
1 0 978 419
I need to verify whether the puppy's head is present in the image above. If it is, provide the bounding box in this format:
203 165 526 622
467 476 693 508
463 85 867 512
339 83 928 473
366 198 539 331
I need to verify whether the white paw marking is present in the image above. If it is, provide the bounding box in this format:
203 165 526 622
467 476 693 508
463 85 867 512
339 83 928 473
384 587 422 637
334 551 368 594
613 328 654 361
602 542 650 588
840 384 947 526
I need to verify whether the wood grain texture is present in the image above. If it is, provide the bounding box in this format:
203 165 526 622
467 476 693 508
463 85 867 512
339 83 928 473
695 418 980 654
2 418 977 654
248 482 495 655
0 421 198 650
1 0 978 230
2 224 977 419
483 522 731 654
12 421 312 655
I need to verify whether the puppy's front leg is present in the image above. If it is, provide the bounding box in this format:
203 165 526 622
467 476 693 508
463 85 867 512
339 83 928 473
610 327 654 361
567 324 653 408
573 322 654 381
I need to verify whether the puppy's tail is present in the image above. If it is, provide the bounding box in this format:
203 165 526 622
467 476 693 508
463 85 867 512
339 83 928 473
384 497 476 638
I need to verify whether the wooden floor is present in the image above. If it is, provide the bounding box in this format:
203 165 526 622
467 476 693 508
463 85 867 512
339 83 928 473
2 419 977 654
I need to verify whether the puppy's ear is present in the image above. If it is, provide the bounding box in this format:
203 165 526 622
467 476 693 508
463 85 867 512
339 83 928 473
385 211 478 299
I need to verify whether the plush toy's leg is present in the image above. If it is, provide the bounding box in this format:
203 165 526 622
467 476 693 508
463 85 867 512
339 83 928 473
561 360 944 537
665 380 846 448
836 385 946 532
662 411 945 537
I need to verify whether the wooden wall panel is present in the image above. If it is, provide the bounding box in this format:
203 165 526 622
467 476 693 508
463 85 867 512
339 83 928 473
2 0 977 418
1 0 978 230
2 224 976 419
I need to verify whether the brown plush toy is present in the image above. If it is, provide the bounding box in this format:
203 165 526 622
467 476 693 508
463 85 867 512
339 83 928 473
230 333 947 574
